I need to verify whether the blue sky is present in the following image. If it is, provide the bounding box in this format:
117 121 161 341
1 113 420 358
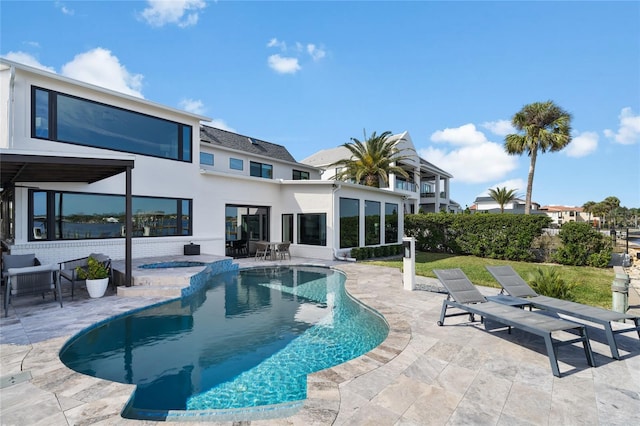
2 0 639 209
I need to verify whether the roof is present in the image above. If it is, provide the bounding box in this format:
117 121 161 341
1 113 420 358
300 146 351 167
0 150 134 189
540 205 584 212
200 125 297 163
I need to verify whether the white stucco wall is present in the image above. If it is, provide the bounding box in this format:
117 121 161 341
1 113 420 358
2 60 404 265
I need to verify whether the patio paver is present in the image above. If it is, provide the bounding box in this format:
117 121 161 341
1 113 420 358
1 257 639 425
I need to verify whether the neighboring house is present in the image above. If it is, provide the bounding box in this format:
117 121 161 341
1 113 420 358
539 205 599 227
0 58 405 277
301 131 459 214
471 196 542 214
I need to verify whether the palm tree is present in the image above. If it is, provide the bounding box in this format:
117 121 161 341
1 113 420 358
505 101 572 214
591 202 608 228
488 186 518 213
603 196 621 227
329 131 412 187
582 200 596 225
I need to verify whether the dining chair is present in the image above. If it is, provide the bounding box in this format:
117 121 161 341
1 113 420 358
254 241 270 261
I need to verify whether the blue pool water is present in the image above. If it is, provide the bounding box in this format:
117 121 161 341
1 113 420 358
59 265 388 421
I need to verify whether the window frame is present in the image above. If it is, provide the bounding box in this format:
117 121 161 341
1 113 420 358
28 189 192 241
250 161 273 179
229 158 244 171
292 169 310 180
31 86 192 162
297 213 327 246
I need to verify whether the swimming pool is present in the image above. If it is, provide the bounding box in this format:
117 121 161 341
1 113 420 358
59 265 388 421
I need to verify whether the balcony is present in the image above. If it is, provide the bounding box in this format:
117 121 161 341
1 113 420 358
395 180 418 192
420 191 447 199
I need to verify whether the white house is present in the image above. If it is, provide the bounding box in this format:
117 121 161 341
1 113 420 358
0 58 405 285
301 131 458 214
471 196 542 214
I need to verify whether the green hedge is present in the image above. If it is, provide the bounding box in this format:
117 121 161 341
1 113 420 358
404 213 551 262
351 244 403 260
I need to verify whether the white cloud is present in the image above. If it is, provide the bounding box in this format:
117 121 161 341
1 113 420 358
202 119 235 133
178 99 235 132
61 48 144 97
266 38 326 74
565 131 598 158
604 107 640 145
482 119 514 136
419 143 518 184
423 123 518 184
55 1 74 15
3 51 56 73
480 179 526 197
307 44 326 61
430 123 487 146
179 98 205 115
267 54 301 74
267 38 286 50
140 0 206 28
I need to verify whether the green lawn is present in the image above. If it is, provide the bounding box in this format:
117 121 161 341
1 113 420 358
367 252 615 309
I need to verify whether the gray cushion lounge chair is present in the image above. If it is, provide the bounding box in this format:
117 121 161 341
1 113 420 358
486 265 640 360
434 268 595 377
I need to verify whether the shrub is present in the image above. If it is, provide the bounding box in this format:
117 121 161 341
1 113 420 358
527 267 576 301
350 247 360 260
552 222 612 267
404 212 550 261
587 250 612 268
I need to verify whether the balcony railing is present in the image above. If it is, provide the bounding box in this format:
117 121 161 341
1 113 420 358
420 191 448 199
395 180 418 192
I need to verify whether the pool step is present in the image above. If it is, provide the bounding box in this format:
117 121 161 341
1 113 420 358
117 285 183 298
116 273 193 298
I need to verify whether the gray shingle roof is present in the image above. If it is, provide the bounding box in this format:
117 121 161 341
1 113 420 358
200 125 297 163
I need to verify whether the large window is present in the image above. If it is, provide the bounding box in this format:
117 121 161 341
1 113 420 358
29 190 191 241
385 203 399 244
32 87 192 162
297 213 326 246
339 198 359 248
250 161 273 179
292 169 310 180
282 214 293 243
365 200 381 246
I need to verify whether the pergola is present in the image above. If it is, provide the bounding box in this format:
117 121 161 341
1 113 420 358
0 152 135 286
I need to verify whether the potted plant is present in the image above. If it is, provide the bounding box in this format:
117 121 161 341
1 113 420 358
76 256 110 298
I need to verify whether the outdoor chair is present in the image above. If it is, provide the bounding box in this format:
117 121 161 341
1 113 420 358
434 268 595 377
486 265 640 359
254 241 270 261
276 242 291 260
3 253 61 316
58 253 112 299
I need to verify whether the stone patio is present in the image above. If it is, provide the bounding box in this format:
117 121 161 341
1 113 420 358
1 256 639 425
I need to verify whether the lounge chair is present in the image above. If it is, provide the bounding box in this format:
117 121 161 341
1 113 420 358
434 268 595 377
486 265 640 360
